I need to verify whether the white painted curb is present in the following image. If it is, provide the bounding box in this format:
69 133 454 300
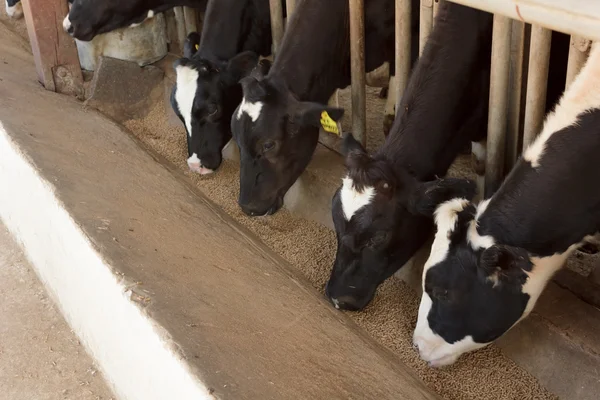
0 122 213 400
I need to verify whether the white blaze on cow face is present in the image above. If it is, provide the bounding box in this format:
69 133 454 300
175 65 200 138
5 0 23 18
236 98 263 122
422 198 470 277
340 177 375 221
466 199 494 250
525 42 600 168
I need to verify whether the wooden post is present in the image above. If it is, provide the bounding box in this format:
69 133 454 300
269 0 285 55
22 0 83 97
349 0 366 146
521 25 552 151
485 16 511 198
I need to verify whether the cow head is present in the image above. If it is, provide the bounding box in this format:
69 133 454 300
412 198 536 367
231 70 344 216
172 34 262 174
326 134 478 311
63 0 161 41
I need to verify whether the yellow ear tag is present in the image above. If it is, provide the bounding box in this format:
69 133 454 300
195 44 199 51
320 111 340 136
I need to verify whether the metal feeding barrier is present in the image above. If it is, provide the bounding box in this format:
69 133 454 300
267 0 598 196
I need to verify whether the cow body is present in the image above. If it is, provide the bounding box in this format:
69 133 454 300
171 0 278 174
231 0 420 216
412 42 600 367
326 1 493 311
5 0 22 18
64 0 208 41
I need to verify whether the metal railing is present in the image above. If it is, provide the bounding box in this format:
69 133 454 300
267 0 595 194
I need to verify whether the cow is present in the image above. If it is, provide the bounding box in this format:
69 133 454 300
411 42 600 368
5 0 22 18
63 0 208 42
231 0 420 217
170 0 278 174
325 1 492 311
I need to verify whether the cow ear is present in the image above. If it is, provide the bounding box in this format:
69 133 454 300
183 32 201 59
255 59 272 77
294 102 344 130
478 245 531 286
408 178 477 217
341 133 371 171
342 133 366 157
226 51 260 82
240 76 270 101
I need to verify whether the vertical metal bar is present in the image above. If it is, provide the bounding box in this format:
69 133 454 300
419 0 433 56
485 16 512 198
350 0 367 146
506 20 525 168
183 6 197 35
521 25 552 150
173 7 187 52
269 0 285 55
432 0 440 21
396 0 412 108
286 0 296 19
566 35 591 89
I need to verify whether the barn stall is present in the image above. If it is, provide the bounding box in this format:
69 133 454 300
1 0 599 399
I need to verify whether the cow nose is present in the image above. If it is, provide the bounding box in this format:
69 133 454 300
329 295 361 311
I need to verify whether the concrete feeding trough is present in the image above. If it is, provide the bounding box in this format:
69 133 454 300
74 13 168 71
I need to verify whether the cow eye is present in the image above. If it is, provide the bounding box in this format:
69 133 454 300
368 231 389 248
432 287 449 301
206 103 218 116
263 140 276 152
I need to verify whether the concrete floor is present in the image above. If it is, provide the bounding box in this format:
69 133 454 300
0 223 114 400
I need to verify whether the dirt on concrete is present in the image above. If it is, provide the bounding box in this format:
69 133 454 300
0 223 114 400
124 87 557 400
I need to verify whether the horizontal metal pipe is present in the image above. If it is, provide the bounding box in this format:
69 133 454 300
446 0 600 41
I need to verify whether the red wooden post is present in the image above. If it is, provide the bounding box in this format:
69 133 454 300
22 0 83 97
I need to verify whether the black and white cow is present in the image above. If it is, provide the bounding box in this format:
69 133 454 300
63 0 208 41
231 0 420 216
412 42 600 367
325 1 492 311
171 0 278 174
5 0 22 18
